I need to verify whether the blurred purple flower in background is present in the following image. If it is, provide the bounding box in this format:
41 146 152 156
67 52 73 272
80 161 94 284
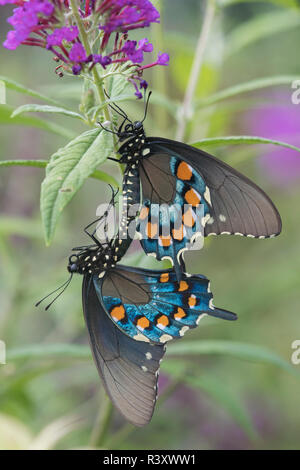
246 93 300 187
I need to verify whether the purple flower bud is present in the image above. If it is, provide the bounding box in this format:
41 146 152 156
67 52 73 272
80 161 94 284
138 38 153 53
135 90 143 99
93 54 112 68
122 38 153 64
157 52 169 66
72 64 82 75
140 79 148 90
69 43 87 63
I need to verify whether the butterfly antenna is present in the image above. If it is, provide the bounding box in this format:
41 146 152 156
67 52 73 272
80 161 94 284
98 120 118 135
141 90 152 123
104 89 130 121
35 273 73 310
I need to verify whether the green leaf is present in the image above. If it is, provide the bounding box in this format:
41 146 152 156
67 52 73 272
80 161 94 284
219 0 299 8
0 159 120 188
6 340 297 377
197 75 299 109
192 135 300 154
0 104 75 139
11 104 84 121
0 76 61 106
224 10 300 58
40 128 114 245
7 344 91 362
167 340 297 376
163 361 256 439
0 216 43 239
106 73 134 101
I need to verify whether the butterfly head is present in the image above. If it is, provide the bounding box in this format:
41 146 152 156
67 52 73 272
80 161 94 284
117 120 145 142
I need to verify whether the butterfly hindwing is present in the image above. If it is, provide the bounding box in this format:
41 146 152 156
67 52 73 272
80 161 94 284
136 153 211 277
82 274 165 427
145 137 282 238
93 266 237 346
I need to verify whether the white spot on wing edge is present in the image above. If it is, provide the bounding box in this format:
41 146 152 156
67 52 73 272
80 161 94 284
133 333 150 343
196 312 208 325
159 334 173 343
180 326 189 336
145 352 152 360
204 186 211 205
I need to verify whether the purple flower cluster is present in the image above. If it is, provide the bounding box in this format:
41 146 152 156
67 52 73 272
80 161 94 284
98 0 160 34
1 0 169 98
3 0 54 50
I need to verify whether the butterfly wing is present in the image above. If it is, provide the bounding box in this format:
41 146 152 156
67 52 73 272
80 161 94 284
93 266 237 345
145 137 282 238
82 274 165 427
136 152 211 278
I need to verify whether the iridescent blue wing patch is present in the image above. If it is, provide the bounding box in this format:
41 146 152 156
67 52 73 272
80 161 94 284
94 266 237 345
82 274 166 427
136 153 212 279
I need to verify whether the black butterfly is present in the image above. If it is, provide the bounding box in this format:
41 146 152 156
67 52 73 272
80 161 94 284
102 95 282 280
38 190 236 426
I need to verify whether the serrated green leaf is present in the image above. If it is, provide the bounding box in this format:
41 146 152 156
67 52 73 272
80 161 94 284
40 128 114 245
0 159 120 188
163 361 256 439
0 76 61 106
11 104 84 121
225 10 300 58
192 135 300 154
0 104 75 139
197 75 299 109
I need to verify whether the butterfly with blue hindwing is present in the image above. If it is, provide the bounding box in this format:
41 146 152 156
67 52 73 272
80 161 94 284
101 92 282 281
54 188 237 426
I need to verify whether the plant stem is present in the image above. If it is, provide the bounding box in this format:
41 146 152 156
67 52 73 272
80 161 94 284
176 0 216 142
69 0 112 130
89 392 114 448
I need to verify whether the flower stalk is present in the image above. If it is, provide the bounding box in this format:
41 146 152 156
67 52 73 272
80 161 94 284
176 0 216 142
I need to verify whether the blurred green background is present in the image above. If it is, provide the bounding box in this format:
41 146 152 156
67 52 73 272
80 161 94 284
1 0 300 450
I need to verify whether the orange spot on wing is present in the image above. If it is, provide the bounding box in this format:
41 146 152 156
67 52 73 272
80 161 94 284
159 235 172 247
111 305 125 321
177 162 193 181
160 273 169 283
137 316 150 330
156 315 169 327
174 307 186 320
147 222 158 239
183 207 196 227
188 295 197 307
185 188 201 206
172 225 185 241
179 281 189 291
139 206 149 220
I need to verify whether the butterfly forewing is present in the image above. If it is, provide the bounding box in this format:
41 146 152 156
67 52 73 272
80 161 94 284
82 274 165 426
